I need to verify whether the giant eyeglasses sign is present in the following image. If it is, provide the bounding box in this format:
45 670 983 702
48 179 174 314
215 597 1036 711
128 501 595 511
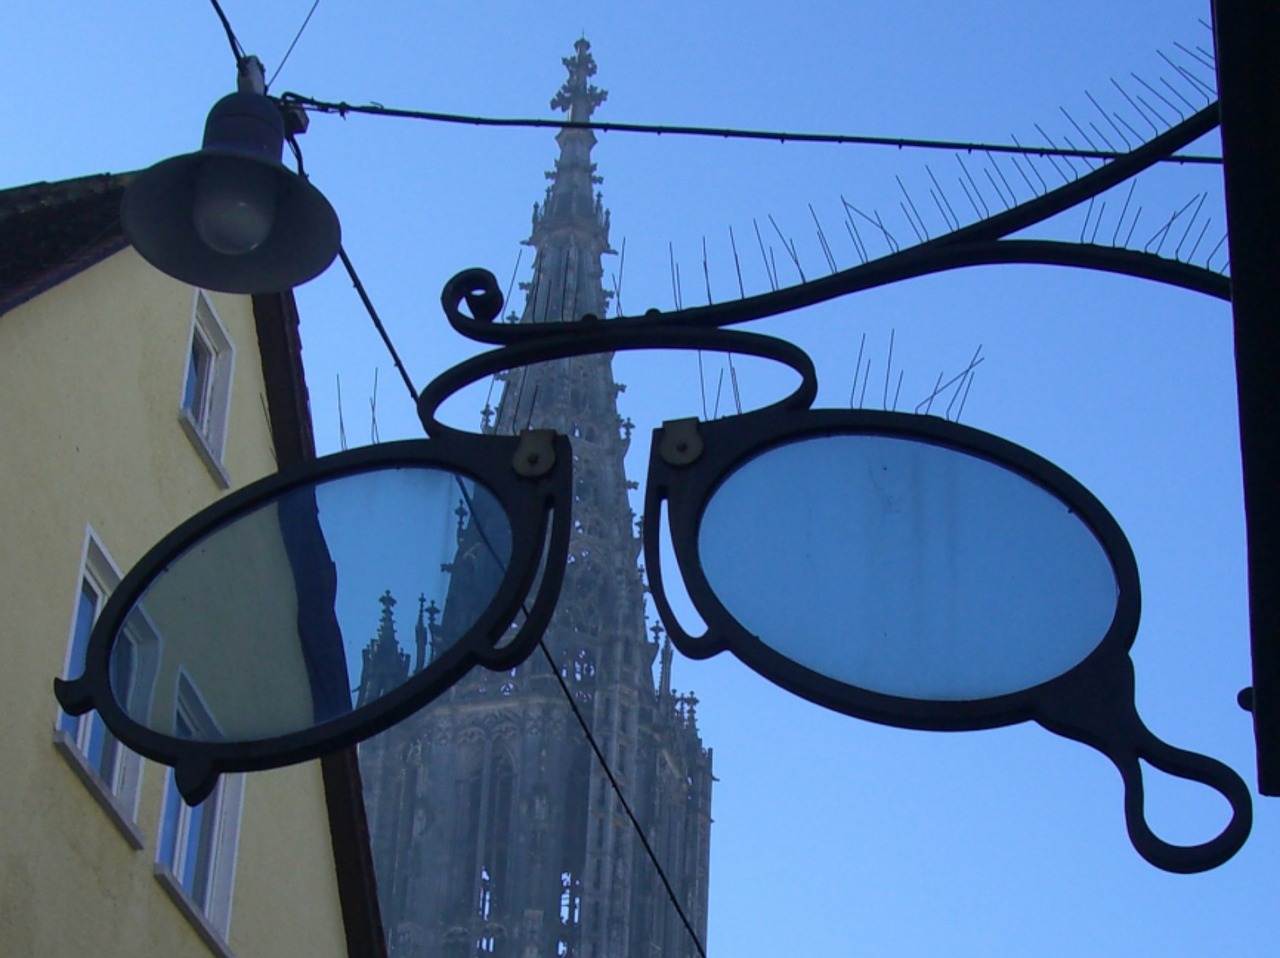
62 70 1263 872
58 266 1251 873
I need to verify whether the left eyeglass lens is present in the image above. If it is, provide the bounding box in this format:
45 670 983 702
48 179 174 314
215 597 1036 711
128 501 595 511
107 466 512 742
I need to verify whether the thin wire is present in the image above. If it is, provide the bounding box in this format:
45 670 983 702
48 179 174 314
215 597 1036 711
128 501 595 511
268 0 322 90
280 93 1222 165
537 639 707 958
288 132 420 406
285 136 307 174
336 374 348 450
207 0 246 62
451 477 708 957
336 247 418 402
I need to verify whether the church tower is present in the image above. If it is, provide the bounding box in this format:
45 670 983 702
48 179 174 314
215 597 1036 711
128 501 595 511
358 40 713 958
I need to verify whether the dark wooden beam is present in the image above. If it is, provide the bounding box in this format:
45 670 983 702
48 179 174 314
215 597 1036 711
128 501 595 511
253 291 389 955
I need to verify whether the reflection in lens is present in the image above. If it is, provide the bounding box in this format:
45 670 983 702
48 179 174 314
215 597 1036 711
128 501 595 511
108 466 512 742
699 435 1119 701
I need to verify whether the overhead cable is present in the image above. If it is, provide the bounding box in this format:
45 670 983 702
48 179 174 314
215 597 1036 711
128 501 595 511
280 92 1223 165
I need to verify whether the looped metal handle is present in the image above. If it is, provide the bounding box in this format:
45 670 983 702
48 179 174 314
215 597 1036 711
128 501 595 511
1117 728 1252 873
1035 648 1252 873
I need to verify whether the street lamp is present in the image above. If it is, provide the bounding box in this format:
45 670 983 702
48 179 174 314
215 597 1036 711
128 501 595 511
121 58 340 294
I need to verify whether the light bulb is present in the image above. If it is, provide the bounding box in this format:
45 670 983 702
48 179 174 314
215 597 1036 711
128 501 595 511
192 157 278 255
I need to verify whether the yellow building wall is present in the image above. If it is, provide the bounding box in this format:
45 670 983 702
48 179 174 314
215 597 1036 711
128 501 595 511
0 248 349 957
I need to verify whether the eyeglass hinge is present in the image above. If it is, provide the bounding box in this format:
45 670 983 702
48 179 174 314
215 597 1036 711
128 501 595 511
659 418 704 467
513 429 557 477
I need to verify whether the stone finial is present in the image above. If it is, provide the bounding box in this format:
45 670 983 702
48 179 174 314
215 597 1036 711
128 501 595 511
656 626 674 700
357 590 410 707
414 593 429 673
378 589 397 641
551 38 607 123
455 499 469 541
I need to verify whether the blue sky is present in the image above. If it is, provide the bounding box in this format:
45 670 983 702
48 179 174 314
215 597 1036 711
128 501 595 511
6 1 1272 954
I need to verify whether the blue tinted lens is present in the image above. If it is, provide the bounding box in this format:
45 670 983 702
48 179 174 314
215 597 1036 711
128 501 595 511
698 434 1118 700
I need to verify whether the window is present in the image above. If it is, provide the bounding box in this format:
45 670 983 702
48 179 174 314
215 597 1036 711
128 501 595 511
157 772 244 934
179 292 235 485
55 529 144 842
156 674 244 948
184 326 215 428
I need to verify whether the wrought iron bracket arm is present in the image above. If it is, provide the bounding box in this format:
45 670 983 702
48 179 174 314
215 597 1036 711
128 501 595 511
899 238 1230 300
937 101 1219 248
438 104 1222 352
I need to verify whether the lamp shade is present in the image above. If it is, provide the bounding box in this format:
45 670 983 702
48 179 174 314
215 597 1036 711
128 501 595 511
122 91 340 294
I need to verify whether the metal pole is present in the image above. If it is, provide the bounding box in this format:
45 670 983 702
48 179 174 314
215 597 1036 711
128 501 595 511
1213 0 1280 794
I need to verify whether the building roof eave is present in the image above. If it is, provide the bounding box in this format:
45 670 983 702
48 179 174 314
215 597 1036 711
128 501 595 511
0 172 136 317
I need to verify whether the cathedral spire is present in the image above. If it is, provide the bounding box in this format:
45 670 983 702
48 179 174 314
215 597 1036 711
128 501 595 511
528 38 612 278
355 590 410 708
358 44 711 958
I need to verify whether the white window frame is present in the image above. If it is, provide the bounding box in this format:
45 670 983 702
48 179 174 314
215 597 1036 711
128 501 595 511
179 291 235 488
155 671 244 954
53 526 146 848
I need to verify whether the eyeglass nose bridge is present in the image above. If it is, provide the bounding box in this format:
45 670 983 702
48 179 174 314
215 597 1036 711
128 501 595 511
420 273 819 440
